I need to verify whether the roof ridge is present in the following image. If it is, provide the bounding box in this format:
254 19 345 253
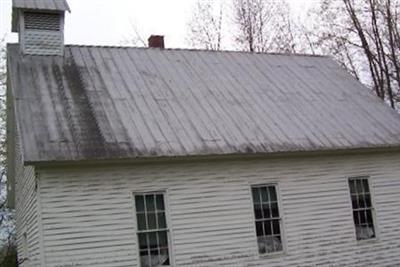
63 43 328 58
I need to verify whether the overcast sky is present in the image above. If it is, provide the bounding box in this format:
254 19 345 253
0 0 316 48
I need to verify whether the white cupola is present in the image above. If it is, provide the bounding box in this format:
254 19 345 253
11 0 70 56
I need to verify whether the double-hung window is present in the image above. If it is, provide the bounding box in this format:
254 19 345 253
135 193 170 267
348 177 376 240
251 185 283 254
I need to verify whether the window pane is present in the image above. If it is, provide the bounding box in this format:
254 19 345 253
147 212 157 230
146 195 155 212
252 188 261 204
359 210 366 224
272 219 281 235
273 236 283 252
353 210 360 225
362 179 370 193
351 195 358 209
271 202 279 218
269 187 277 202
356 180 363 194
148 232 158 249
365 194 371 208
366 209 374 225
137 213 147 231
258 236 282 254
368 224 376 238
158 231 168 247
261 187 269 203
157 212 167 229
150 249 160 266
254 204 262 219
156 195 165 211
257 237 267 254
140 250 150 267
262 204 270 218
160 248 170 265
136 195 145 212
256 221 263 237
138 233 148 250
358 195 366 208
356 225 375 240
264 221 272 236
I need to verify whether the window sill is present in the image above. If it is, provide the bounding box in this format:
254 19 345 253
259 251 286 259
356 237 379 245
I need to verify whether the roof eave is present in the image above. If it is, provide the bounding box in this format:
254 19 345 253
29 145 400 169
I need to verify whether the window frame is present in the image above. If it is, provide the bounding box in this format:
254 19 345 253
132 191 174 267
347 176 379 242
250 183 286 257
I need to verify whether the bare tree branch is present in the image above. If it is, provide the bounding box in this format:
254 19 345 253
186 0 225 50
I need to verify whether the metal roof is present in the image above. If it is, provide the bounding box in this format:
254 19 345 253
7 44 400 163
11 0 70 32
13 0 70 12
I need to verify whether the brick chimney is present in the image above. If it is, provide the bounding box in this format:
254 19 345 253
148 35 165 49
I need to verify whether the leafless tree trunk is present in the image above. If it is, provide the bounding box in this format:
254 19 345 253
309 0 400 109
121 21 147 47
0 38 16 266
186 0 225 50
186 0 315 54
233 0 297 53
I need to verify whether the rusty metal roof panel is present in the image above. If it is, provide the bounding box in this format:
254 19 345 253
7 44 400 163
12 0 70 12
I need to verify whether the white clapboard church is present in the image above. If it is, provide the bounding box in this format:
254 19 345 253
6 0 400 266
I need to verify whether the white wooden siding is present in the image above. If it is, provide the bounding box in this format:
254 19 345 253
14 127 40 267
19 13 64 56
23 30 64 55
37 152 400 267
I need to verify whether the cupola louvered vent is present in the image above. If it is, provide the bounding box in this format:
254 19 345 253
21 11 64 56
25 12 61 31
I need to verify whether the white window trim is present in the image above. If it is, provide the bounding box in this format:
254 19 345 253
132 191 174 267
249 183 286 257
347 176 379 243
